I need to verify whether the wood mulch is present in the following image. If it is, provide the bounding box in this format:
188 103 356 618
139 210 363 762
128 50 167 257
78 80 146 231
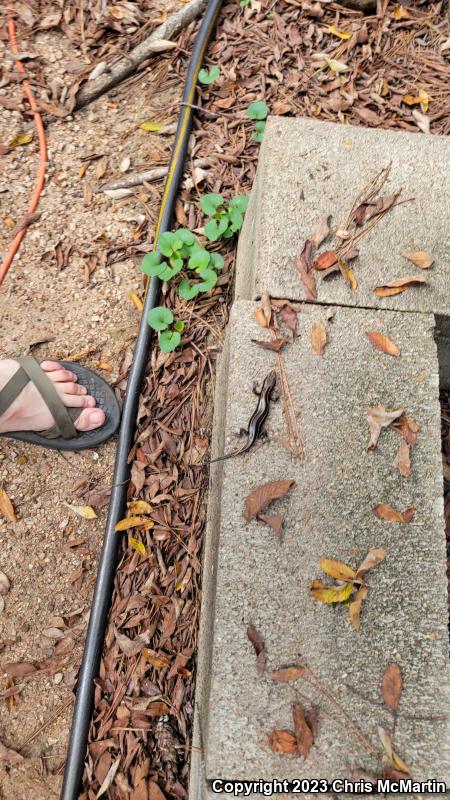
1 1 449 797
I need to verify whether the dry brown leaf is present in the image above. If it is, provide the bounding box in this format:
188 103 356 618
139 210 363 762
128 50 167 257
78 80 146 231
252 337 289 353
367 407 403 450
338 258 357 290
96 755 121 798
0 489 16 523
313 250 338 270
381 663 403 709
373 504 408 523
401 505 416 523
257 514 284 540
311 322 327 355
270 666 305 683
115 630 148 657
142 648 170 669
393 440 411 477
374 274 427 297
279 304 298 338
294 241 316 300
319 559 356 582
148 782 167 800
391 414 419 445
244 479 295 521
297 263 317 300
309 217 330 248
348 586 368 632
292 703 314 759
356 548 387 576
3 662 37 677
366 331 400 357
402 250 433 270
247 624 265 677
267 729 298 754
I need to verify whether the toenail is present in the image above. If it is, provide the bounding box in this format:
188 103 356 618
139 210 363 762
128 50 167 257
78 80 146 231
91 411 103 423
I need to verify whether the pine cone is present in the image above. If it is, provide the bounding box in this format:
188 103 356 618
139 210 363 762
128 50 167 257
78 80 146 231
155 715 179 783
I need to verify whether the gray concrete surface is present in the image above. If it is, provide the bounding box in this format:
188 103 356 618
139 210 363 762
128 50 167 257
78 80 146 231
192 301 449 789
236 118 450 314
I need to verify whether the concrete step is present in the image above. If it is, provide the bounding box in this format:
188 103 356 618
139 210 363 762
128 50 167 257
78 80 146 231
236 117 450 315
191 300 449 793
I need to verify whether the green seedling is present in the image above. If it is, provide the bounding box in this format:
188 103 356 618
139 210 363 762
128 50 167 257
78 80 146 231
199 66 220 85
147 306 184 352
247 100 269 142
141 222 229 350
240 0 250 7
201 193 249 242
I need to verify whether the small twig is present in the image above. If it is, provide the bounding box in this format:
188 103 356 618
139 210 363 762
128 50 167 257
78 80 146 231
74 0 208 110
18 698 74 752
303 666 379 757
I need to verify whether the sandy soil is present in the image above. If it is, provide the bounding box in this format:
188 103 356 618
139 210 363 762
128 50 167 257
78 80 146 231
0 10 182 798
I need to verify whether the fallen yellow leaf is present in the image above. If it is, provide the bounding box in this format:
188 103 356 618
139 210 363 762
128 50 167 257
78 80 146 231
64 503 97 519
310 580 354 604
326 24 352 40
129 537 146 555
403 90 429 112
338 259 357 290
115 516 154 531
127 500 153 515
9 133 33 148
392 4 411 19
0 488 16 523
319 558 357 582
139 120 163 132
129 291 144 311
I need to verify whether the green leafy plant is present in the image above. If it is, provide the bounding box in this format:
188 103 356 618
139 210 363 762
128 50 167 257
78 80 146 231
146 306 181 352
240 0 250 7
199 66 220 85
141 193 249 351
247 100 269 142
200 193 249 242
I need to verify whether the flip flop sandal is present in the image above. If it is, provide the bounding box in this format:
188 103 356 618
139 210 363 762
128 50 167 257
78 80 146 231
0 356 121 451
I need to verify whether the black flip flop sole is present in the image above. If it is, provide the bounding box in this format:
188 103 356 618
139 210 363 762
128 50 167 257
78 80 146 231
2 361 121 451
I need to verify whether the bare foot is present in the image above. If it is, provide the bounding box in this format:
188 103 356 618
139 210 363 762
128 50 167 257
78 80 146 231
0 360 106 435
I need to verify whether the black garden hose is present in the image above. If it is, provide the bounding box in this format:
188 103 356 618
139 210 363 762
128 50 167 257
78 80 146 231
61 2 223 796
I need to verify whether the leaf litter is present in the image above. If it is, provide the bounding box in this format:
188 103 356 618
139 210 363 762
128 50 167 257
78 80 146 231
311 548 386 630
5 0 448 793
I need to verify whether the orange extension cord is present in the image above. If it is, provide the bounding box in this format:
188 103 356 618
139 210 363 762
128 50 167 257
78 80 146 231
0 5 47 286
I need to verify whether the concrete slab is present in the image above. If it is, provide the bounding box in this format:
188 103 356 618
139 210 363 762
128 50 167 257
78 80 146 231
193 300 449 787
236 118 450 313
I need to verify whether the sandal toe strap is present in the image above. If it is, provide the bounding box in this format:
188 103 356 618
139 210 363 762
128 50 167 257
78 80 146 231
18 357 77 440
